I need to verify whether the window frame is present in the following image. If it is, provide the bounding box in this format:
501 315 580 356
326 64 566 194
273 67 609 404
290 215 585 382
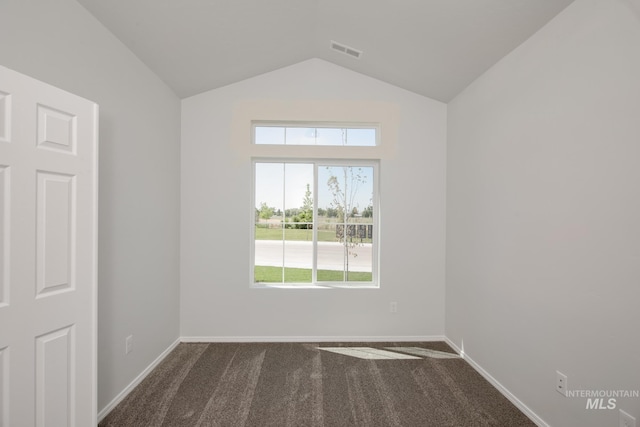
252 121 380 147
251 158 380 289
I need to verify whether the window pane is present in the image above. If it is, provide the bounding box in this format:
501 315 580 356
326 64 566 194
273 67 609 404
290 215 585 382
254 160 376 286
253 125 376 146
346 128 376 146
315 128 344 146
255 126 285 145
255 163 284 283
283 164 313 282
284 127 315 145
317 165 374 282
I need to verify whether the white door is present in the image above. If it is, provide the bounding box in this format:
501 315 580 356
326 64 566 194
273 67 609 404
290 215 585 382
0 66 98 426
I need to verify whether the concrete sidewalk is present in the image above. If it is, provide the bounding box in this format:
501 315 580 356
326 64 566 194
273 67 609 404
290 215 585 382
254 240 372 272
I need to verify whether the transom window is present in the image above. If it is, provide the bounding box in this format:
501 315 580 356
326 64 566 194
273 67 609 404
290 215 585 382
252 160 378 287
253 122 378 146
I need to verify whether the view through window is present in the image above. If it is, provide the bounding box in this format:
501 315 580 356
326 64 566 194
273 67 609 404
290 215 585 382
254 124 377 146
253 161 378 286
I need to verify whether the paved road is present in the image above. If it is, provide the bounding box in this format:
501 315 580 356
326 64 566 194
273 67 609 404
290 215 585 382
255 240 372 272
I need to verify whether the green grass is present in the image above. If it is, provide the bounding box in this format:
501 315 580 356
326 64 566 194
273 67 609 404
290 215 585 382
316 269 372 282
254 227 371 243
254 265 372 283
254 227 333 241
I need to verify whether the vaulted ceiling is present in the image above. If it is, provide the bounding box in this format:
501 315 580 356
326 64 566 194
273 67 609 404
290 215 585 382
77 0 575 102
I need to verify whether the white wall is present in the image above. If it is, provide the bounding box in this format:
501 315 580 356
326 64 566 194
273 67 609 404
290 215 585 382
8 0 637 424
446 1 640 426
181 59 447 340
0 0 181 413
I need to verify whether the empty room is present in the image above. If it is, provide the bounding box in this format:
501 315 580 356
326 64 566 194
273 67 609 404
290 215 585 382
0 0 638 426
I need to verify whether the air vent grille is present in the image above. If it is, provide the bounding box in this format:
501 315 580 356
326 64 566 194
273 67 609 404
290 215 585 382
330 40 362 59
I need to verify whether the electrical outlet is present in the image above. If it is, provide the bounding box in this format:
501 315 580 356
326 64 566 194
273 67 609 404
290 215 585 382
390 301 398 313
620 409 636 427
125 335 133 355
556 371 567 396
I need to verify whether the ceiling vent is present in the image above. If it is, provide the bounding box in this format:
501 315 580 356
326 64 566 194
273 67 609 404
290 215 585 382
330 40 362 59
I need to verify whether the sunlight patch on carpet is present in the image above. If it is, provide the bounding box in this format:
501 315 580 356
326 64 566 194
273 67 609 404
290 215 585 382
319 347 422 360
384 347 460 359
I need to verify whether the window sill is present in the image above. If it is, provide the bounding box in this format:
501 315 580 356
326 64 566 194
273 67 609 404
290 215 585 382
251 283 379 290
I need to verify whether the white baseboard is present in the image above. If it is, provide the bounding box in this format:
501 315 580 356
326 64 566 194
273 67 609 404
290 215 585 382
443 337 549 427
443 336 464 357
97 338 180 423
180 335 446 343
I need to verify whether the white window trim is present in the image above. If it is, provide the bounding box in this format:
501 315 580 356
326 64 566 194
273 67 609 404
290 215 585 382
251 158 380 289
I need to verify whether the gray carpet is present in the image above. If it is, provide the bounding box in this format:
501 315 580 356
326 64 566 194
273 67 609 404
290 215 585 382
99 342 535 426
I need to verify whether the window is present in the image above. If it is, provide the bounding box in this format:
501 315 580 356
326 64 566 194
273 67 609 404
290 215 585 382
253 159 378 287
254 122 378 146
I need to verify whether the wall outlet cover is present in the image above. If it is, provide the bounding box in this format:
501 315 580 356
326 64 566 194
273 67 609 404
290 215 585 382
555 371 567 396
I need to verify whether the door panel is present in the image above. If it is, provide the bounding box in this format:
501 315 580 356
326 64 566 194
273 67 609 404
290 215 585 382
0 165 8 307
35 326 74 427
36 171 75 297
0 66 98 427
